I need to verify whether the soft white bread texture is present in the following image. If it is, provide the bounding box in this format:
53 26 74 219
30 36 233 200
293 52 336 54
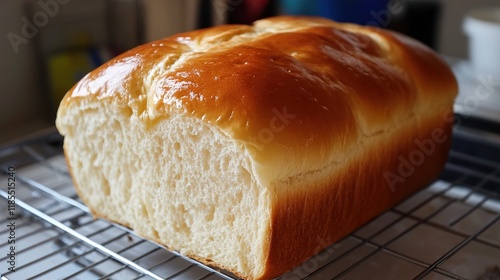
56 16 457 279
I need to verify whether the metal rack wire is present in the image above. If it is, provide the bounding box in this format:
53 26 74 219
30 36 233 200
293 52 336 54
0 127 499 280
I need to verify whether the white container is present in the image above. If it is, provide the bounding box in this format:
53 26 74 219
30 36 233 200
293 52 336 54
463 7 500 77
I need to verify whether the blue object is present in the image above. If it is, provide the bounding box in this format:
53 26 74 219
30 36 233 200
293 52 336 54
280 0 391 26
280 0 318 16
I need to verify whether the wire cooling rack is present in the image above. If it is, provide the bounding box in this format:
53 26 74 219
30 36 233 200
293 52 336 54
0 126 499 280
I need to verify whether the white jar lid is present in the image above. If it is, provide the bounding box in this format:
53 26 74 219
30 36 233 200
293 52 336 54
463 7 500 36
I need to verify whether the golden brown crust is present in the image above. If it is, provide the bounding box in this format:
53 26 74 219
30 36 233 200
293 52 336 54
58 16 457 186
261 114 453 278
57 16 458 280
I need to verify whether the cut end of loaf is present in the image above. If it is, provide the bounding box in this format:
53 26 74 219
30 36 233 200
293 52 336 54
57 100 272 279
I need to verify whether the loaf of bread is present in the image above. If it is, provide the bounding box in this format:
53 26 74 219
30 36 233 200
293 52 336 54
56 16 457 279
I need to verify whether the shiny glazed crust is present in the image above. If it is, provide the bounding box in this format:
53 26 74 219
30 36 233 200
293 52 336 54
58 16 457 185
56 16 457 279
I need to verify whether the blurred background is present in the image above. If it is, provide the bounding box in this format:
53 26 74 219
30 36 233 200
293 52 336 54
1 0 499 144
